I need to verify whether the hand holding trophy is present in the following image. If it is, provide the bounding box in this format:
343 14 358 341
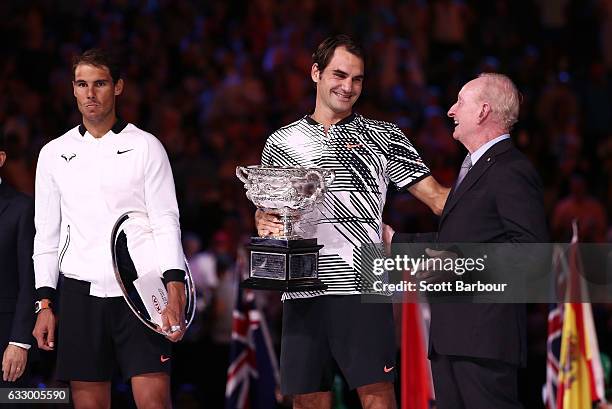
236 165 335 291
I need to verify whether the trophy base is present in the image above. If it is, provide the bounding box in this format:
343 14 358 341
244 237 327 292
240 277 327 292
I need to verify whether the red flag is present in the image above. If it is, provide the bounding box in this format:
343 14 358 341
401 300 434 409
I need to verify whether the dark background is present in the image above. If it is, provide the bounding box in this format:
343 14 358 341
0 0 610 408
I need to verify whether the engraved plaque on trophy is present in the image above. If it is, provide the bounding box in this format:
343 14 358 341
236 166 335 291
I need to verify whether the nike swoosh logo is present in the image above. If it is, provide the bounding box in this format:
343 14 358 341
160 355 171 363
346 143 363 149
384 365 394 373
117 149 134 154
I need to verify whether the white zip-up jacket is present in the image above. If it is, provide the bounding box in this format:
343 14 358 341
33 120 184 298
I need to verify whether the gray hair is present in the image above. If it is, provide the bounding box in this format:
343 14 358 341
477 73 520 130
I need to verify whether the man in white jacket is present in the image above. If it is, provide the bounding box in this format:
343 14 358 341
32 48 186 409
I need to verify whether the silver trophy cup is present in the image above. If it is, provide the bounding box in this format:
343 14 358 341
111 212 196 335
236 165 335 291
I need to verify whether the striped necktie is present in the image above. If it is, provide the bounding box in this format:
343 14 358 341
454 154 472 189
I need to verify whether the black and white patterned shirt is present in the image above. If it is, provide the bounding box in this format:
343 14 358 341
261 113 430 299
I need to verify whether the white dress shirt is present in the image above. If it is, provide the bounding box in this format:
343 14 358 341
470 134 510 165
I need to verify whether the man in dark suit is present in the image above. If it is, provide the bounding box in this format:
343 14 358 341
387 73 548 409
0 130 36 387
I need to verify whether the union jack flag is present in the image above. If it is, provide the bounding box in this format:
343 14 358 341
225 287 280 409
544 302 564 409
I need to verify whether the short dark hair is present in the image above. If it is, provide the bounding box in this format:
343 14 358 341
0 130 5 152
72 48 122 83
312 34 364 73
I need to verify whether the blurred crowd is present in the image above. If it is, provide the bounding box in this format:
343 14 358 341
0 0 611 407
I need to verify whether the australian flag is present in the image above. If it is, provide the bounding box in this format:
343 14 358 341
225 287 279 409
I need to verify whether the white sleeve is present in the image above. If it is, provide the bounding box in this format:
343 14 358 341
9 342 31 350
143 135 184 274
33 145 61 290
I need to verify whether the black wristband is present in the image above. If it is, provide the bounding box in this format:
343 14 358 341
162 269 186 285
36 287 57 304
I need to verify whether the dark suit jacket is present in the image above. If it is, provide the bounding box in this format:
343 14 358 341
394 139 548 366
0 182 35 346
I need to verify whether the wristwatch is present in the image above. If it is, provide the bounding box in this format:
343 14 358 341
34 299 52 314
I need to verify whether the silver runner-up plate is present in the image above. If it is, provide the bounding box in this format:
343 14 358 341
111 212 196 335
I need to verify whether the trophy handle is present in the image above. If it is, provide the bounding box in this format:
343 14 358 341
322 169 336 188
236 166 250 184
304 170 325 202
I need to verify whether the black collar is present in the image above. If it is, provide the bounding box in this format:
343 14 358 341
78 118 128 136
305 112 356 126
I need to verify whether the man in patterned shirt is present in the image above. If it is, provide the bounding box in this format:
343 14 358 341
256 34 448 409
